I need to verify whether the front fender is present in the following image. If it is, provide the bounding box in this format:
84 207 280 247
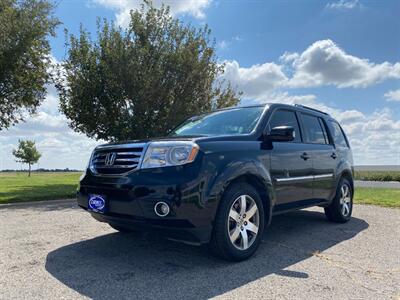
205 158 274 225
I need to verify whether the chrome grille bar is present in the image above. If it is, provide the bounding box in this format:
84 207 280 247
114 158 140 162
90 143 145 175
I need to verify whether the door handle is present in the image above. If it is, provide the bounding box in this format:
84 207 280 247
301 152 310 160
331 152 337 159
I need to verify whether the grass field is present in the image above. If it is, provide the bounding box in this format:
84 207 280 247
0 172 81 204
354 188 400 208
0 172 399 208
354 170 400 182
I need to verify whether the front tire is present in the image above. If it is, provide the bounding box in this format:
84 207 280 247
325 178 353 223
210 183 265 261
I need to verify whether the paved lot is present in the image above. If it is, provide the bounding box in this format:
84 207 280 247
0 201 399 300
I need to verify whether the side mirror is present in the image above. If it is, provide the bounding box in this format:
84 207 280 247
267 126 295 142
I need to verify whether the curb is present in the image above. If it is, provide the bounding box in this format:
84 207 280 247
0 198 76 209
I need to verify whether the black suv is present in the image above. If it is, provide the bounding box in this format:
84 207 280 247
78 103 354 261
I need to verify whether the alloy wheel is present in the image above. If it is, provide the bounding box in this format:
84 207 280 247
227 195 260 250
339 184 352 217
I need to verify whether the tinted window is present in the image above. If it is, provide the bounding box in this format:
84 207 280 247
171 106 264 136
328 121 349 148
301 114 328 144
268 110 301 142
318 118 330 144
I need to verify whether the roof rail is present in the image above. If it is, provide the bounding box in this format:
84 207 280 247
294 104 328 115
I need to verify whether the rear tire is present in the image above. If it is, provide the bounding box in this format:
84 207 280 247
210 182 265 261
324 178 353 223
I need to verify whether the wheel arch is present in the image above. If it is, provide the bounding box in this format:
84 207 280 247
339 169 354 194
218 172 274 228
225 173 273 226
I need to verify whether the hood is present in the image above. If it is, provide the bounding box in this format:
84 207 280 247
95 135 207 148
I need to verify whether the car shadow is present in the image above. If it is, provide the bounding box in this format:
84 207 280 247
45 209 368 299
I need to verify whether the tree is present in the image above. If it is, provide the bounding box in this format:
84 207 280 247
0 0 59 130
56 1 241 141
12 140 41 177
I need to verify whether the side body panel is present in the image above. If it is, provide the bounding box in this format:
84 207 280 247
305 143 336 200
268 142 313 205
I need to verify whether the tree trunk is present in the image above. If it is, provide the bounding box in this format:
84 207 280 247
28 163 31 177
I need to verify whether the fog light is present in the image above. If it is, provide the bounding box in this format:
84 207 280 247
154 201 170 217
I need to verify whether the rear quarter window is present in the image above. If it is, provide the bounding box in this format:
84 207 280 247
327 120 349 148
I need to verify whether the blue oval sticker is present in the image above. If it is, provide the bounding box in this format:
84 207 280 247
88 195 106 212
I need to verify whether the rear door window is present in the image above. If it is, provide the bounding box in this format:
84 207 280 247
300 114 329 144
327 120 349 148
268 110 302 142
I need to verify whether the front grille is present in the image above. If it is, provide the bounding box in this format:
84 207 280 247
90 143 145 175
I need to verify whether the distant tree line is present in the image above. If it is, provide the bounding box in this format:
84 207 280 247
1 168 82 173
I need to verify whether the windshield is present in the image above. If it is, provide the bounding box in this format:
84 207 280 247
171 106 265 136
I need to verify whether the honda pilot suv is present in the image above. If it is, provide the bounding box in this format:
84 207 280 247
78 103 354 261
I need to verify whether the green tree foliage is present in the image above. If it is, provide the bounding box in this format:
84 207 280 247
12 140 42 176
0 0 59 130
56 1 241 141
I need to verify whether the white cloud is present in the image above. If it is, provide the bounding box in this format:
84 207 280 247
217 40 229 50
326 0 360 10
384 89 400 102
0 85 101 170
94 0 211 27
279 51 299 64
221 60 288 98
217 36 243 51
287 40 400 88
223 40 400 95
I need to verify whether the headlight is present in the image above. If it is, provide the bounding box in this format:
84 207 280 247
141 141 199 169
88 151 96 174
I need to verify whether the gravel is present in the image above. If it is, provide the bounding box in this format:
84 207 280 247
0 200 399 300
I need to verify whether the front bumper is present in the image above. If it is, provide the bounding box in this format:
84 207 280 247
77 163 217 244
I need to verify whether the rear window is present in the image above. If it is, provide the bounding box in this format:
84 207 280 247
300 114 329 144
327 120 349 148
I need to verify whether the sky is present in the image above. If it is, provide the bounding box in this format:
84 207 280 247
1 0 400 170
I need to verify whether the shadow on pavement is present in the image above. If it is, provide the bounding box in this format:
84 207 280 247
45 209 368 299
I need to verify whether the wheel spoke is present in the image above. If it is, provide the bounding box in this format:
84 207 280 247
239 195 246 215
230 227 241 243
245 204 257 220
240 230 249 249
342 203 349 216
229 209 240 222
341 186 345 199
344 185 349 198
246 221 258 234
